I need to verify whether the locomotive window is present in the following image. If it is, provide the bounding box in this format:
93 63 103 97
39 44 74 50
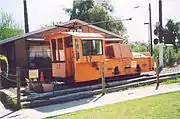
51 39 57 61
75 39 80 61
82 40 103 56
57 38 65 61
57 38 63 50
64 36 73 48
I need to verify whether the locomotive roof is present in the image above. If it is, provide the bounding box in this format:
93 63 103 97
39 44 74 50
63 32 104 39
46 32 105 40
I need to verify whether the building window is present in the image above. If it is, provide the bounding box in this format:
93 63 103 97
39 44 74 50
29 42 51 68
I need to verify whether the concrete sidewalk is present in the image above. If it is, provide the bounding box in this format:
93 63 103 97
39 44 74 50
3 83 180 119
0 102 11 118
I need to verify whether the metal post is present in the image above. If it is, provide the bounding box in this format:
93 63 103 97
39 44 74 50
156 56 159 90
16 67 21 109
167 46 170 64
159 0 164 67
101 62 106 95
149 3 153 56
159 44 164 67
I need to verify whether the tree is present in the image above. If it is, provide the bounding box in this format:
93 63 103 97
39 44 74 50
131 41 148 52
41 21 62 28
63 0 126 37
153 19 180 66
0 10 23 40
64 0 94 21
163 19 180 52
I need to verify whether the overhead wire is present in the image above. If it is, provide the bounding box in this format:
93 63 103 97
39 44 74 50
55 18 132 29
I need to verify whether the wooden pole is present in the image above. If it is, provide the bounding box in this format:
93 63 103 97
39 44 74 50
149 3 153 56
156 56 159 90
23 0 29 33
16 67 21 109
0 63 2 89
101 62 106 95
0 73 2 89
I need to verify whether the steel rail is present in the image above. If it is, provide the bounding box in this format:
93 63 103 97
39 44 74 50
21 71 180 108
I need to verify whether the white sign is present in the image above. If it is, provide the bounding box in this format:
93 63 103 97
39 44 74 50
29 69 39 79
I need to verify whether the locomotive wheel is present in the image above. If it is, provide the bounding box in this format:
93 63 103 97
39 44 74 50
64 78 75 85
134 73 141 77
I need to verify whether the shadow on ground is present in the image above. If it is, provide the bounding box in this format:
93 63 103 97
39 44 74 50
34 95 101 113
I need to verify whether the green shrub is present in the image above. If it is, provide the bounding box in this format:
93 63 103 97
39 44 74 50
131 43 180 67
152 45 180 67
0 91 18 111
131 43 148 52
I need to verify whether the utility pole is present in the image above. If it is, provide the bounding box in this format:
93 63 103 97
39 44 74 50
149 3 153 56
159 0 164 67
134 4 153 56
23 0 29 33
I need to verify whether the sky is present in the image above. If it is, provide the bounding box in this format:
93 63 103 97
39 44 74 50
0 0 180 43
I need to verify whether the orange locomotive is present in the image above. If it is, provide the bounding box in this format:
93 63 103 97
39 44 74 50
45 32 154 83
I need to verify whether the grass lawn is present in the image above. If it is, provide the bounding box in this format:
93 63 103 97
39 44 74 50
163 78 180 84
47 91 180 119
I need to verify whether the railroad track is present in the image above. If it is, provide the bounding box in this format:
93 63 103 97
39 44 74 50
21 71 180 108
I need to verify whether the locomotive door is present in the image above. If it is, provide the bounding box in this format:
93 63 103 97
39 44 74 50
64 36 74 78
50 38 66 78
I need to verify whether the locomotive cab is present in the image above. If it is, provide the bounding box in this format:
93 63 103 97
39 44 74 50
45 32 105 83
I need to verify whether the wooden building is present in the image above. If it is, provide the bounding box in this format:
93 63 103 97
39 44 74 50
0 19 123 80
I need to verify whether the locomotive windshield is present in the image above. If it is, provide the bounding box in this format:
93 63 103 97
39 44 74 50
82 39 103 56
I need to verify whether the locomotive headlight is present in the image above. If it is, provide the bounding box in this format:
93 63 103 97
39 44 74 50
131 61 137 68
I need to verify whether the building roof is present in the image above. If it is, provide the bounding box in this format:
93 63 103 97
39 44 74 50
0 26 56 44
71 19 123 38
0 19 123 45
